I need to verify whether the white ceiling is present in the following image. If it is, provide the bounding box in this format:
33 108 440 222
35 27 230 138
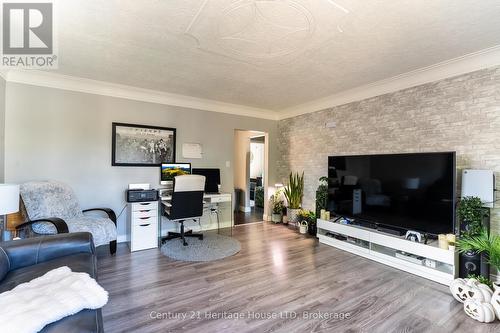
48 1 500 115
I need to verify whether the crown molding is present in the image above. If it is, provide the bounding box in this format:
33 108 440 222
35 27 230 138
278 45 500 120
3 69 278 120
3 44 500 122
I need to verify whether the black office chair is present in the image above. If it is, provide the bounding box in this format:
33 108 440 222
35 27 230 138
162 175 205 246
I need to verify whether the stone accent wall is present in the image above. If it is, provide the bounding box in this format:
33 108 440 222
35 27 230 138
277 66 500 237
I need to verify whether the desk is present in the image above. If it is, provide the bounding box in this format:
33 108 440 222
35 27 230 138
160 192 233 235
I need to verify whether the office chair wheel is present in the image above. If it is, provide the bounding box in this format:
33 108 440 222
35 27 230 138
183 241 188 246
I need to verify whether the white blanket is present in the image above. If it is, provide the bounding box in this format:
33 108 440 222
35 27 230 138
0 266 108 333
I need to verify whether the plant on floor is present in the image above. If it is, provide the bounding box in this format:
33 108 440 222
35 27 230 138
315 176 328 217
297 209 317 235
283 171 304 223
457 196 489 238
255 187 264 208
270 194 284 223
467 274 494 290
457 228 500 274
297 209 314 222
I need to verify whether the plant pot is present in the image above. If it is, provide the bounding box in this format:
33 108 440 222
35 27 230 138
308 222 317 236
299 221 308 234
287 208 300 224
271 213 282 223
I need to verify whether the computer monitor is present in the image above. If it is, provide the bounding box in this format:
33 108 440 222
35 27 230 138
160 163 191 185
192 168 220 193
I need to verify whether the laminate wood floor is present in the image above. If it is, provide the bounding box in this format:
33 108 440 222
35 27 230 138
98 223 500 333
234 206 264 225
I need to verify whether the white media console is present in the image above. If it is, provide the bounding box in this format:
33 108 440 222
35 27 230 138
317 219 458 285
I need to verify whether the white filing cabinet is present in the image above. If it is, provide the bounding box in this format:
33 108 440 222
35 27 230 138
128 201 159 252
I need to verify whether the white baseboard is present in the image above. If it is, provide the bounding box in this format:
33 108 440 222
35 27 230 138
117 234 128 243
239 206 251 213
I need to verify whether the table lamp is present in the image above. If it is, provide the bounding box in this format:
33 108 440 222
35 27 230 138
0 184 20 241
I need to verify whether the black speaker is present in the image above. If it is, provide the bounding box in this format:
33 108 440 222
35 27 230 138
459 250 490 278
458 212 490 278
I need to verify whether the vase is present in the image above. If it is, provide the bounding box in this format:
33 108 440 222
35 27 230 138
308 222 317 236
286 208 300 224
271 213 282 223
299 221 308 234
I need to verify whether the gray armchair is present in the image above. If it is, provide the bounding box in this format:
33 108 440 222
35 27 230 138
17 181 117 254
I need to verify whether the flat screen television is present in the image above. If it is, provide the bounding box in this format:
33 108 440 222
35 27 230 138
327 152 456 235
160 163 191 185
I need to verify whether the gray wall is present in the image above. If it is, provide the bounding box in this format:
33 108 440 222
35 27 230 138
277 66 500 239
4 83 278 240
0 77 5 182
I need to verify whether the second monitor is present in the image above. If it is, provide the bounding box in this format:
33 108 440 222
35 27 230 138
192 168 221 193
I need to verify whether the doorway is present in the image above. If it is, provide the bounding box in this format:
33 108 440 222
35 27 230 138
233 130 267 225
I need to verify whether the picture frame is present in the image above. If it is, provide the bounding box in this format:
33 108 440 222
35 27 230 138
112 122 176 166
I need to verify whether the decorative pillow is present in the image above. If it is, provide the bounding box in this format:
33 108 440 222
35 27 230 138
20 181 83 220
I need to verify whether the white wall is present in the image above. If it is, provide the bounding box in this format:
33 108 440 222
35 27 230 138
250 142 264 179
4 83 277 240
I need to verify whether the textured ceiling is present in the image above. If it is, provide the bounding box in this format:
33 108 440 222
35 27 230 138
54 0 500 112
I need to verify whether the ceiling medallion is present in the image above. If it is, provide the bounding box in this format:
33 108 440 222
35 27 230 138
185 0 351 65
216 0 314 59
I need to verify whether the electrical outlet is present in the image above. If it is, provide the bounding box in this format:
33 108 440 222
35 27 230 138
424 259 436 268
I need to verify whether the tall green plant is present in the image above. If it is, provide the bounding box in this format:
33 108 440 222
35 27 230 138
284 172 304 209
457 196 489 237
316 176 328 216
457 228 500 273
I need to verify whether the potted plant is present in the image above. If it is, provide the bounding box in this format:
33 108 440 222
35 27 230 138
284 171 304 224
457 228 500 290
296 210 316 235
297 209 310 234
456 196 491 277
457 196 488 238
315 176 328 217
270 194 284 223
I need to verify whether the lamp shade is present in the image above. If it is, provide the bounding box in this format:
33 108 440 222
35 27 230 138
0 184 20 215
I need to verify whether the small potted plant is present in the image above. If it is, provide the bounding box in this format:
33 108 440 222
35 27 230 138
315 176 328 217
270 194 284 223
457 196 488 238
307 211 317 236
284 171 304 224
297 209 316 235
457 228 500 290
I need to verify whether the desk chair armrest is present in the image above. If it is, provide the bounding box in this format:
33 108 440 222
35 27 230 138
15 217 69 233
82 208 117 225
